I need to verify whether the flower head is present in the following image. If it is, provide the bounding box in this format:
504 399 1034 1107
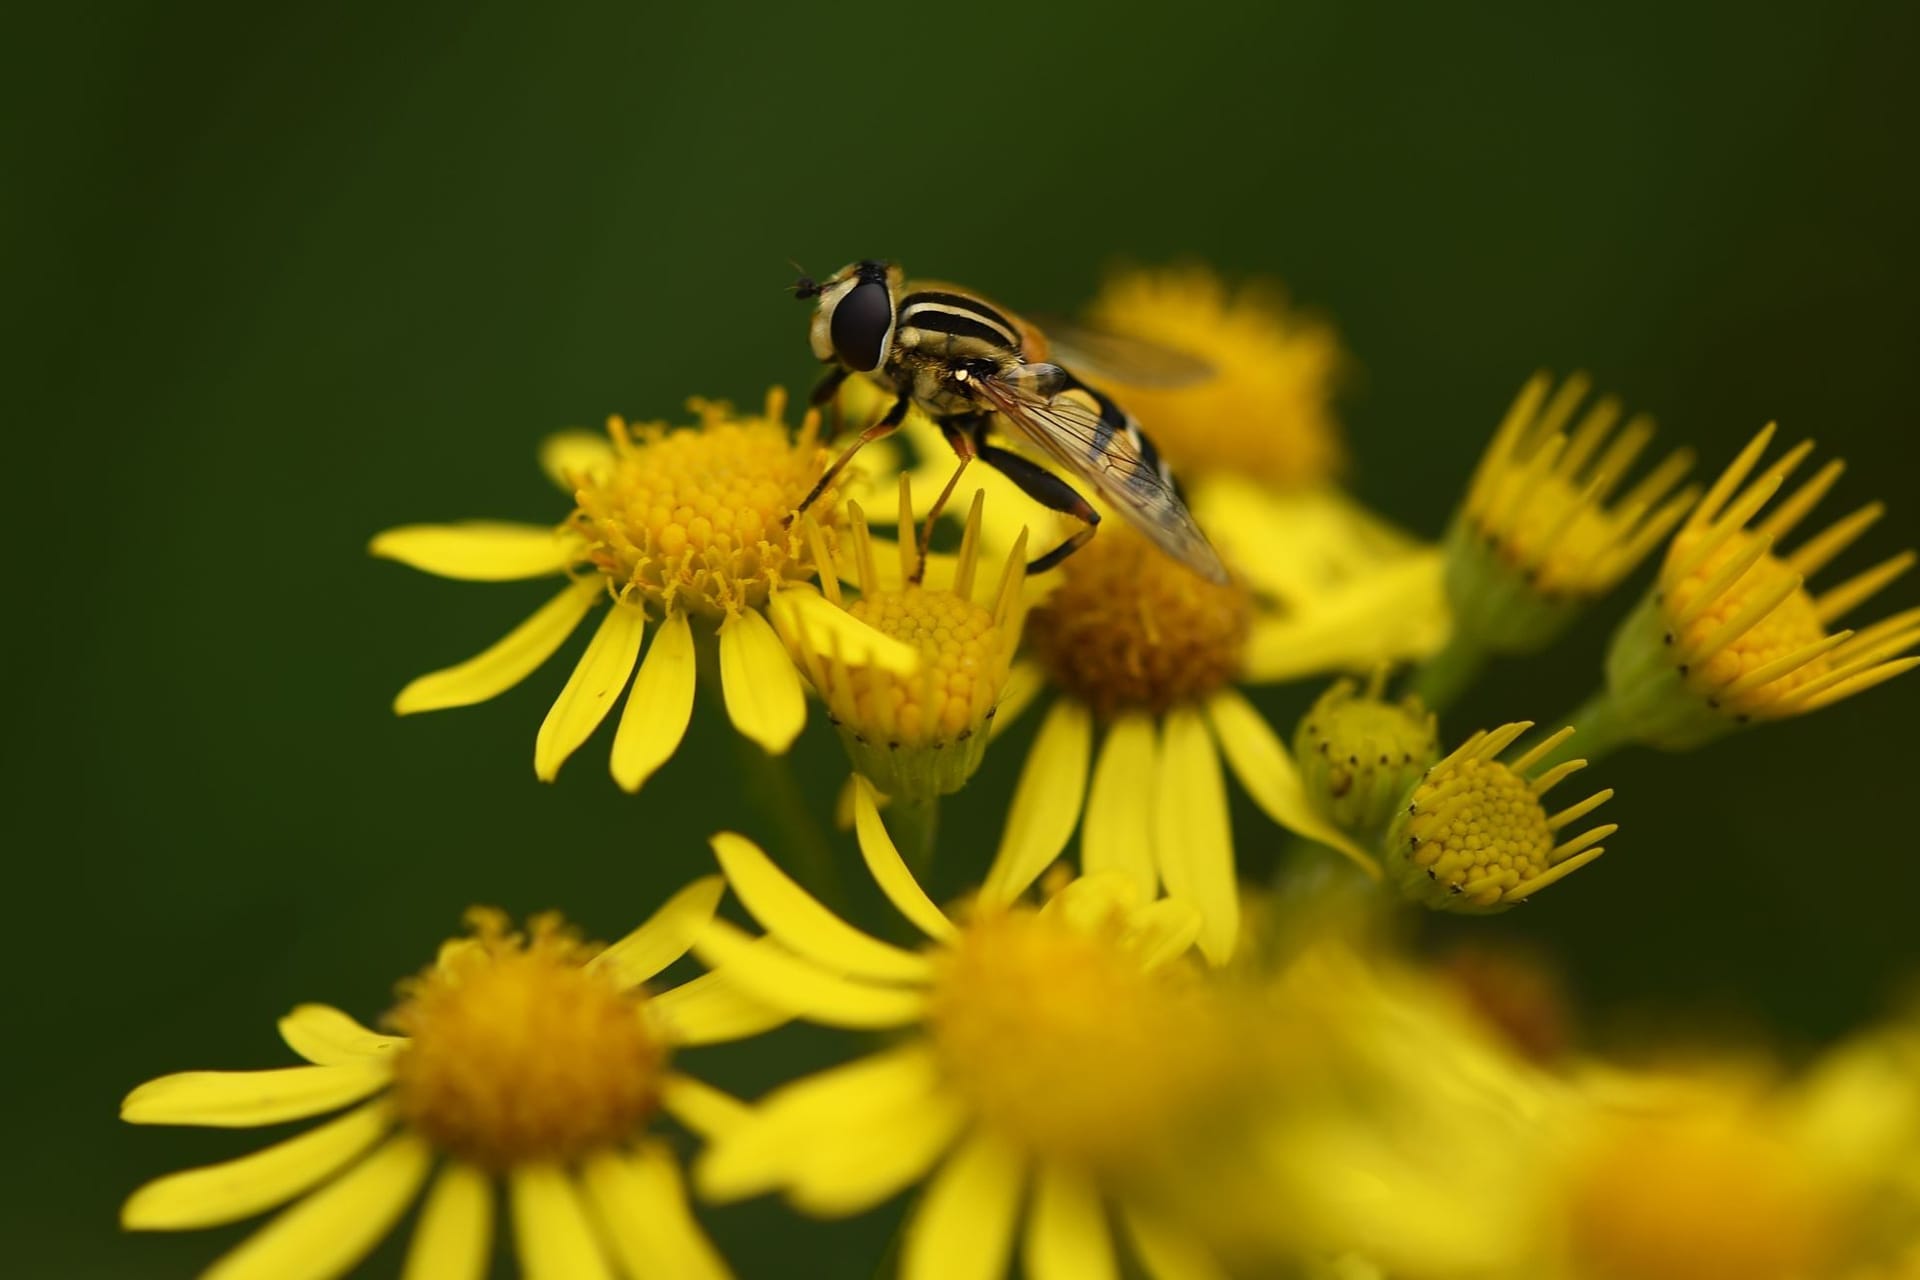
371 390 894 789
1384 721 1614 912
1417 372 1697 707
1083 264 1345 488
121 884 772 1279
1599 424 1919 749
692 782 1242 1278
1293 674 1440 846
778 480 1027 800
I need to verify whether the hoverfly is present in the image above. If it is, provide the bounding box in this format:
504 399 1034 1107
789 259 1229 584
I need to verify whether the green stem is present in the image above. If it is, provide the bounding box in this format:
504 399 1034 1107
886 795 941 878
727 731 848 912
1408 629 1490 713
1527 688 1634 770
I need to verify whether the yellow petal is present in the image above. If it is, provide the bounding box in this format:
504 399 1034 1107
369 521 580 581
582 1143 732 1280
697 1044 944 1205
1241 551 1450 683
709 831 931 983
277 1005 402 1066
1081 714 1158 898
539 429 615 491
122 1062 391 1128
659 1073 751 1139
401 1162 492 1280
1205 687 1381 879
1024 1162 1116 1280
718 607 807 754
588 874 726 990
609 607 696 792
1120 1202 1229 1280
394 578 600 715
121 1101 391 1230
510 1165 614 1280
853 776 955 942
1125 898 1205 972
983 698 1092 904
691 921 926 1029
989 660 1046 741
901 1129 1025 1280
1154 706 1238 965
770 584 921 674
1192 479 1419 605
533 599 645 781
787 1085 966 1217
645 969 792 1046
201 1133 430 1280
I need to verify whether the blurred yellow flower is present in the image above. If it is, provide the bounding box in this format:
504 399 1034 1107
692 779 1241 1280
1596 423 1919 751
372 390 904 789
120 887 778 1280
1084 264 1345 489
1418 371 1698 707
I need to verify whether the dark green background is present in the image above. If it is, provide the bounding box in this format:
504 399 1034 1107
10 2 1918 1275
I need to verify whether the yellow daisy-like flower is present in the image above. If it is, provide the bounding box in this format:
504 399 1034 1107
1382 721 1614 912
775 480 1030 801
691 780 1242 1280
371 390 901 789
990 518 1434 963
1417 371 1699 707
120 884 779 1280
1083 264 1345 488
1596 423 1919 751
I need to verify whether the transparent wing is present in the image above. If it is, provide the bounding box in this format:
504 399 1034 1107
1030 318 1216 389
970 368 1229 583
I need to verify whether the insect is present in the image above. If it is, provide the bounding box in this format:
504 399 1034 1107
788 259 1229 584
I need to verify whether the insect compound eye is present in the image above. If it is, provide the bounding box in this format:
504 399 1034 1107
829 279 893 372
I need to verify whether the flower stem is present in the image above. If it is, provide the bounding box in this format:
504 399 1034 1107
727 731 848 912
1527 689 1634 770
887 794 941 877
1408 630 1490 712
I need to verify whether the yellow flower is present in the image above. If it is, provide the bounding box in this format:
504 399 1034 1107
692 780 1243 1280
371 390 901 789
1417 371 1698 707
990 517 1438 963
120 885 778 1280
1383 721 1614 912
1083 264 1346 488
775 480 1029 801
1596 423 1919 750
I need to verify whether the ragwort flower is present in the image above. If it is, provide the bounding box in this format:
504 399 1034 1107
990 518 1437 963
120 885 778 1280
1593 423 1919 751
372 390 906 789
774 480 1030 802
692 780 1243 1280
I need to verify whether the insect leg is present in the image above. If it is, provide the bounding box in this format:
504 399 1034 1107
910 418 983 584
808 365 850 439
973 441 1101 574
787 391 911 524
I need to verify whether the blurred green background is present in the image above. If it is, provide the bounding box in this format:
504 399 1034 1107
10 1 1919 1274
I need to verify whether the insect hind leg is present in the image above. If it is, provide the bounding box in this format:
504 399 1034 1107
786 391 910 526
973 441 1101 574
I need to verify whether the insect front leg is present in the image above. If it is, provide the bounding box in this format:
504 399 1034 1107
909 415 986 584
973 441 1101 574
808 364 850 439
786 391 911 526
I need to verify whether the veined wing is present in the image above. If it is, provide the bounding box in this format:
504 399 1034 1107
1034 318 1216 389
970 366 1229 584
